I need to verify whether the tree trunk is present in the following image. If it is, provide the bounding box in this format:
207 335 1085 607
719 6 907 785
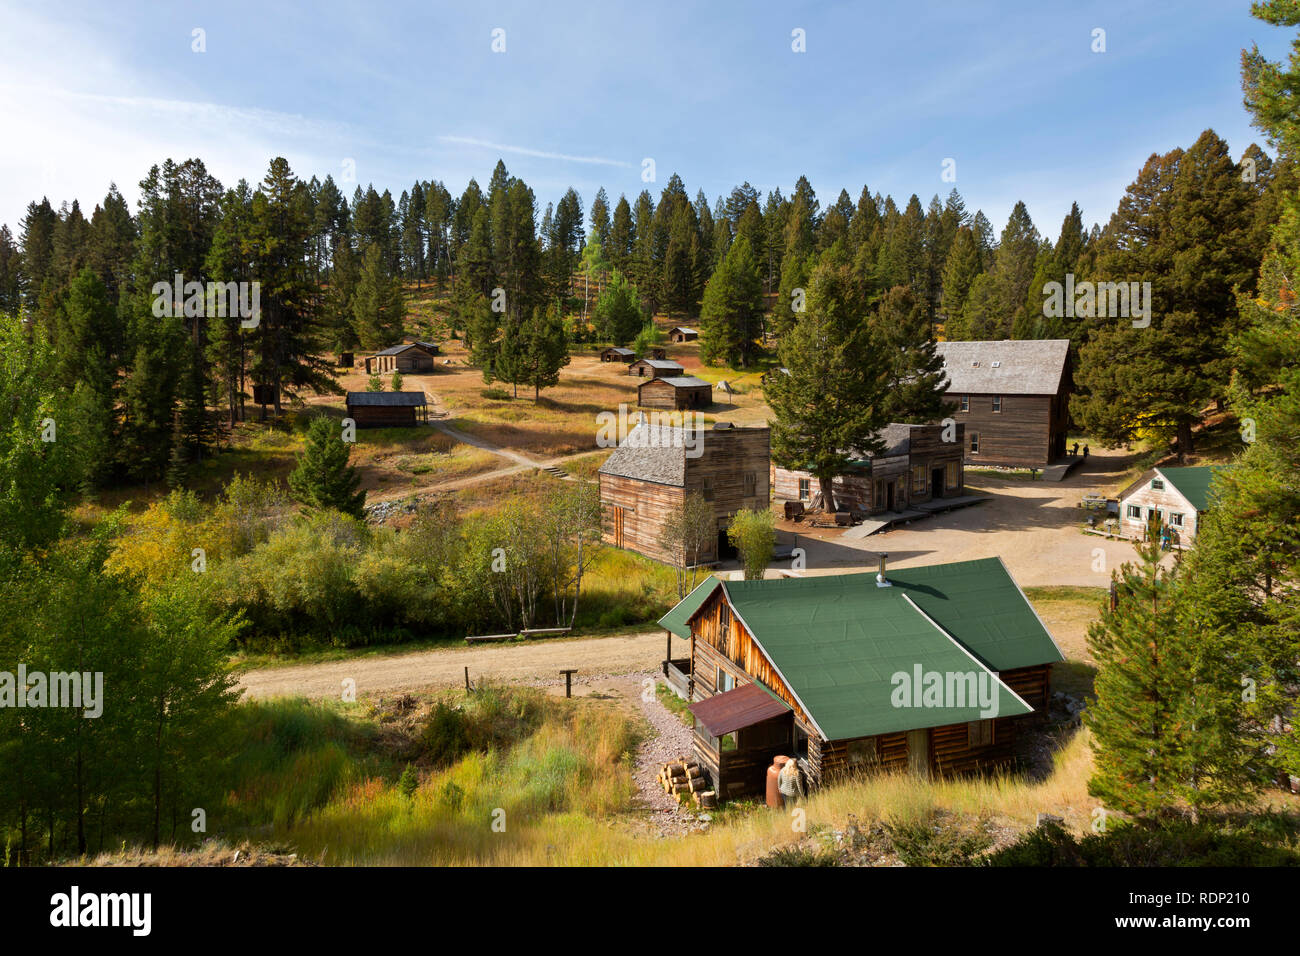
1176 420 1194 462
819 475 836 513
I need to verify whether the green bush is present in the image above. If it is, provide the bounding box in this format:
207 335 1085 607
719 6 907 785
885 813 992 866
757 843 840 867
985 818 1300 867
419 703 472 767
480 387 512 401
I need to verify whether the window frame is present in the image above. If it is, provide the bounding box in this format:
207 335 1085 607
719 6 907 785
969 432 980 454
959 395 969 412
911 465 927 493
992 395 1002 413
797 477 810 500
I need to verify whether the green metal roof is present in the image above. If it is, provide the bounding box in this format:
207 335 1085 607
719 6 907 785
657 575 719 638
1155 466 1222 512
659 557 1061 740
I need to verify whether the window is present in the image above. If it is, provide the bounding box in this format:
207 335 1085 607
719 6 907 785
1169 512 1184 527
744 472 756 497
967 720 994 748
798 477 810 500
959 395 969 412
718 600 731 635
847 737 879 767
911 465 926 493
1127 504 1141 519
1151 478 1164 490
945 461 960 489
992 395 1002 413
716 667 735 693
720 733 738 752
970 433 980 454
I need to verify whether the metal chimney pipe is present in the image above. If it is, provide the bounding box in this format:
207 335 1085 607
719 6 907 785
876 552 891 588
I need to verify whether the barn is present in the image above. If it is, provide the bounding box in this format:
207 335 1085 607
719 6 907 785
669 326 699 343
638 375 712 411
598 422 770 565
628 358 685 379
601 346 635 363
936 339 1071 468
771 422 964 514
1116 464 1222 548
658 556 1062 800
345 391 430 428
364 342 439 375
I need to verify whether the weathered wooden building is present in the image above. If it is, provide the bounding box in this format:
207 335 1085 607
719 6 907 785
1116 465 1221 547
598 422 770 564
935 339 1071 468
638 375 713 411
771 423 964 513
601 346 635 363
364 341 440 375
658 557 1062 800
628 358 685 379
668 326 699 342
345 391 430 427
645 346 669 360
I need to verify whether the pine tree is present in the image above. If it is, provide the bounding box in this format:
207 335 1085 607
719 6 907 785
765 262 891 509
699 236 762 368
1085 533 1195 818
939 226 984 333
521 305 570 401
592 270 642 344
870 285 949 422
351 242 405 350
288 416 366 517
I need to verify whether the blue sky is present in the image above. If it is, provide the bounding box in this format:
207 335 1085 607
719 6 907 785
0 1 1293 240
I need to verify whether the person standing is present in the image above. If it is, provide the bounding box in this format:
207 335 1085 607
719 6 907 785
778 757 805 807
1083 444 1090 460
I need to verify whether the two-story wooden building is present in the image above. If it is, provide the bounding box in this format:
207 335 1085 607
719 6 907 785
599 422 770 564
935 339 1071 468
1116 465 1221 548
658 556 1063 800
771 422 965 514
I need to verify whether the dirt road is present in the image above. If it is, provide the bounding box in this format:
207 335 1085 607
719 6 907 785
774 446 1167 588
238 630 668 700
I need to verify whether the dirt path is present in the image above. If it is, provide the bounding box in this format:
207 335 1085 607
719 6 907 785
238 631 668 700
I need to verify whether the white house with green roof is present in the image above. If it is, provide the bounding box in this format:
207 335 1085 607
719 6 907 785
1116 465 1222 548
657 556 1063 800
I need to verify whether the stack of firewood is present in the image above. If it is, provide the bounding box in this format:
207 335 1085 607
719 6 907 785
658 758 716 808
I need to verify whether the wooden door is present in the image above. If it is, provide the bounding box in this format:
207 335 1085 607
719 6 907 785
906 729 931 779
614 508 625 549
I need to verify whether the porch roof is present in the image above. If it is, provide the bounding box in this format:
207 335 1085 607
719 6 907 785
688 682 790 737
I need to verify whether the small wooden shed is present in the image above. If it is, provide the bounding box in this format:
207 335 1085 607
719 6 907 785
646 346 668 360
365 342 439 375
628 358 685 379
638 375 712 410
669 326 699 343
345 391 430 428
601 346 636 363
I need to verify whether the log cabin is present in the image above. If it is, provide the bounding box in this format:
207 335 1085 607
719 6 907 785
771 422 964 513
1116 465 1221 548
345 391 430 427
658 556 1063 800
645 346 669 360
628 358 685 379
936 339 1071 468
638 375 713 411
364 341 440 375
668 326 699 342
600 346 635 363
598 422 770 564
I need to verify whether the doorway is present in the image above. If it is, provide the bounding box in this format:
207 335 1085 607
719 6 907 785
717 528 738 561
931 467 944 499
885 481 896 512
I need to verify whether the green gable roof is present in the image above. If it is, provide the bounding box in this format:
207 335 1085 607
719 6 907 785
657 575 719 638
660 557 1062 741
1155 466 1222 513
